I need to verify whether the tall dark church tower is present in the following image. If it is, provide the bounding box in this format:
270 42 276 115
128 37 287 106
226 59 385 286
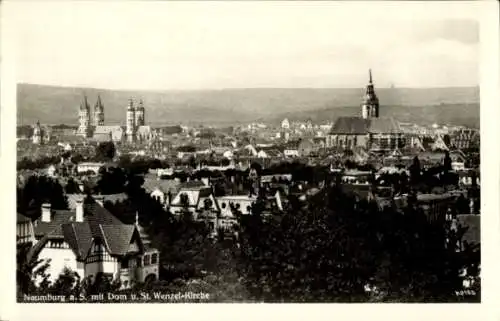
94 95 104 126
361 69 379 119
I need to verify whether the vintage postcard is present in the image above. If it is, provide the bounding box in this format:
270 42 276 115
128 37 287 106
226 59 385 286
1 1 499 320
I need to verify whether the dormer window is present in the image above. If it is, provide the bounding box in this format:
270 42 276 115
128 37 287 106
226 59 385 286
143 255 150 266
151 253 158 265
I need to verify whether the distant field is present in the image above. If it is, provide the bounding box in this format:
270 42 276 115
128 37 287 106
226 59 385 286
17 83 479 127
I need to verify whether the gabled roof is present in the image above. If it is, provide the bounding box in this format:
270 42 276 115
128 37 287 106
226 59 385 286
61 222 93 260
98 224 138 256
170 186 212 207
330 117 370 135
84 200 124 234
143 178 180 194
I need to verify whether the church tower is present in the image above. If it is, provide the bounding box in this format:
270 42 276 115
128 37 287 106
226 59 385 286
94 94 104 126
361 69 380 119
77 95 91 137
126 98 136 143
32 121 43 144
135 99 145 127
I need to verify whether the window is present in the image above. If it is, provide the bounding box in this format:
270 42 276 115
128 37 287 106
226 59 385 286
221 202 226 209
151 253 158 265
143 255 150 266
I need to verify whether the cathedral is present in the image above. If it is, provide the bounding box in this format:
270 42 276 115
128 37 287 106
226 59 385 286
77 95 153 143
327 69 404 152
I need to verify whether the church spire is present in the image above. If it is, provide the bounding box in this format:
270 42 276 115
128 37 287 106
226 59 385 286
80 94 90 111
95 94 103 110
94 94 104 126
361 69 379 119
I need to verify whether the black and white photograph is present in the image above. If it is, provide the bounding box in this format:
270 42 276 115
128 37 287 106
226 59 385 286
2 1 498 313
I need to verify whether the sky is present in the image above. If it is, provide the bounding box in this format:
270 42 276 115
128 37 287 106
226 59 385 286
6 1 480 90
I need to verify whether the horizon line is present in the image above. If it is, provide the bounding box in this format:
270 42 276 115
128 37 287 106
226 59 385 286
18 82 480 92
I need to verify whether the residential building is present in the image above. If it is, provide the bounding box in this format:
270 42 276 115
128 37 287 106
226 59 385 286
28 197 159 288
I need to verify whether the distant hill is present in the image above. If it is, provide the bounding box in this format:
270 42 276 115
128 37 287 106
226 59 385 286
17 83 479 127
272 103 480 128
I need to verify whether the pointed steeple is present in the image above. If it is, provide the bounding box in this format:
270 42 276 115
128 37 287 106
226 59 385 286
135 211 139 226
95 94 103 111
80 94 90 111
361 69 380 119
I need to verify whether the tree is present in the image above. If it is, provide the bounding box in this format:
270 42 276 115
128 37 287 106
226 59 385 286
18 175 68 218
443 151 452 173
49 267 80 295
17 243 51 298
237 186 475 302
96 167 127 194
409 156 421 186
65 178 80 194
95 142 116 161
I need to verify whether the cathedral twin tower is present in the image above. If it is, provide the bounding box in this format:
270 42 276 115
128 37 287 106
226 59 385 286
77 94 146 142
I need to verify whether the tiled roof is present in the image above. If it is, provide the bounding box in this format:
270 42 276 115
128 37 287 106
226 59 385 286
61 222 93 260
33 196 148 261
329 117 401 135
84 200 123 235
368 118 401 134
34 210 75 238
330 117 370 135
99 224 137 256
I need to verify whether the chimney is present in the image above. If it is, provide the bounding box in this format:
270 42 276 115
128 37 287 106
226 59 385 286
75 198 84 222
94 195 104 206
41 203 51 222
